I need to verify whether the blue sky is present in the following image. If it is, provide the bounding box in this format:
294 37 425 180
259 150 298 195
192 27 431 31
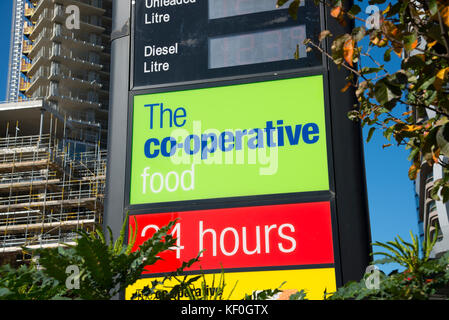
356 0 419 274
0 1 418 275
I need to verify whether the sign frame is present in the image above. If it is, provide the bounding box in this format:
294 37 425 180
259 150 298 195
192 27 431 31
128 0 323 91
124 68 335 212
104 0 372 300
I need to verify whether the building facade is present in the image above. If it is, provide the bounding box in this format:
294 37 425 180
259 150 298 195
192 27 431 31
415 108 449 258
6 0 112 151
0 0 112 265
408 36 449 258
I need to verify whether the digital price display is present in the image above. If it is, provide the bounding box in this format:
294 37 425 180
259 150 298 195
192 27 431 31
132 0 321 88
209 25 307 68
208 0 304 19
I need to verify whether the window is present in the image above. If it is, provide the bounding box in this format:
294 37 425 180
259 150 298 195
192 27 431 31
426 200 437 214
426 171 434 184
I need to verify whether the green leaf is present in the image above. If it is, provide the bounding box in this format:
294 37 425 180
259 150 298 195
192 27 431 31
384 48 392 62
402 32 417 52
418 76 437 91
366 127 376 142
428 0 438 16
0 287 12 297
96 226 106 244
360 67 383 75
430 181 442 201
374 79 401 106
289 289 308 300
348 5 361 16
114 212 129 254
352 26 366 42
407 147 420 161
288 0 300 20
276 0 290 8
437 123 449 157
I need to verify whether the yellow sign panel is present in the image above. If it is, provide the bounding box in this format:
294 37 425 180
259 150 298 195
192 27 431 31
126 268 336 300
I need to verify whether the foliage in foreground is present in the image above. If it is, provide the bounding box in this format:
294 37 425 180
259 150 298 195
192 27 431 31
1 217 448 300
0 264 66 300
327 251 449 300
327 227 449 300
0 216 199 300
131 269 236 300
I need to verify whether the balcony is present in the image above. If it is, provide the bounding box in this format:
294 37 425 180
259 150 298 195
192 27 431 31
25 7 36 17
52 5 105 34
426 200 437 214
17 94 30 102
22 41 33 54
26 66 50 94
429 216 443 242
47 85 102 110
29 8 52 40
425 172 434 184
27 27 52 59
51 27 104 53
58 0 106 14
30 0 53 23
19 79 31 92
21 60 32 73
51 47 103 71
49 67 103 91
26 46 51 77
23 24 35 36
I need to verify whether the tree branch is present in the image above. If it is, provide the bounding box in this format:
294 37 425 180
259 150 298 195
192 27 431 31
305 39 365 78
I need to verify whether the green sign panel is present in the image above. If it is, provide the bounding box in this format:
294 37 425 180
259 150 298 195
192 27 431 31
129 75 329 205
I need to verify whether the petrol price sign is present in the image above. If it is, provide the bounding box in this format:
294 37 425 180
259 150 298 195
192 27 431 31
105 0 371 301
132 0 321 88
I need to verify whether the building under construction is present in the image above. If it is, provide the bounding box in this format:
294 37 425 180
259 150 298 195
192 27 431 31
7 0 112 149
0 100 107 266
0 0 112 265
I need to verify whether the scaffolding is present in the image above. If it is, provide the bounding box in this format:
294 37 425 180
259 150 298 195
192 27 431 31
0 118 106 266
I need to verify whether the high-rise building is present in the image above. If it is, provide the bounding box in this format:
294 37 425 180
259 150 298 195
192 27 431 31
6 0 112 151
407 37 449 258
6 0 26 103
415 109 449 258
0 0 112 265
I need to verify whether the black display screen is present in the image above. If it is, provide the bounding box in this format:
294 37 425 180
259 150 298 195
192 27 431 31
132 0 321 88
208 0 304 19
209 25 307 68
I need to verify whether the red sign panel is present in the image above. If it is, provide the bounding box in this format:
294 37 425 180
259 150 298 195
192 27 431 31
129 202 334 274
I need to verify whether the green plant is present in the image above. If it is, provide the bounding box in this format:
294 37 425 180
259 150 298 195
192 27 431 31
180 270 238 300
326 227 449 300
131 266 238 300
288 289 308 300
373 224 437 273
0 264 65 300
34 215 201 299
244 282 286 300
0 215 200 300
